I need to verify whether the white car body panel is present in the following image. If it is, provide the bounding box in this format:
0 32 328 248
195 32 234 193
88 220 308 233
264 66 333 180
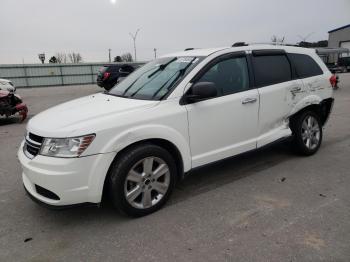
186 89 259 168
256 79 303 147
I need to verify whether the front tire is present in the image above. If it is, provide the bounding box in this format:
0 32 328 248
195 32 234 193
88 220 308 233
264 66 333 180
109 144 177 217
290 111 323 156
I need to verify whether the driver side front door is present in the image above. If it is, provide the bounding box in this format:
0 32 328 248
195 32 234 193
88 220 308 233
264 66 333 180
184 53 260 168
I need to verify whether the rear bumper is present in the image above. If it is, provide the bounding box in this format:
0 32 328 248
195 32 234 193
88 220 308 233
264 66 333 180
18 141 116 207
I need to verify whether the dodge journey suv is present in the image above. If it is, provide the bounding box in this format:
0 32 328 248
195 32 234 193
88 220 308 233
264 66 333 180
18 45 334 216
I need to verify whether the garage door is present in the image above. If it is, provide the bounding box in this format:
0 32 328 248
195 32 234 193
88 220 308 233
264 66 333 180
341 41 350 57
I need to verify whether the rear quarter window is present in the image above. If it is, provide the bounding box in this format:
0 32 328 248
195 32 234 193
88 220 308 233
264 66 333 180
288 53 323 78
252 55 292 87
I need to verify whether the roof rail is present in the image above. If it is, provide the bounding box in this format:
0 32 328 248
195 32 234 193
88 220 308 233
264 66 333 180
248 42 298 47
232 42 248 47
184 48 195 51
232 42 299 47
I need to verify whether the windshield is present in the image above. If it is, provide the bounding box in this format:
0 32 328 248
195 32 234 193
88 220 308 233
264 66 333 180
108 56 202 100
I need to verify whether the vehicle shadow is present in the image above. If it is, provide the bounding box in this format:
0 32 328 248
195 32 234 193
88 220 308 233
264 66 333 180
28 140 296 225
170 140 295 205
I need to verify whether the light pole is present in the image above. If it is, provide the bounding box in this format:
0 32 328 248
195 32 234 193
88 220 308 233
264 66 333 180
129 28 140 62
38 53 45 64
108 49 112 62
154 48 157 59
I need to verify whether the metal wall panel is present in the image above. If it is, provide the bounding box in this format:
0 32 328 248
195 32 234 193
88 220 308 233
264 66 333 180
0 67 26 78
0 62 145 88
26 66 61 77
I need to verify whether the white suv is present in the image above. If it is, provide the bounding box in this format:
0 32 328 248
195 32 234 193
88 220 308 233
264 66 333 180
18 45 334 216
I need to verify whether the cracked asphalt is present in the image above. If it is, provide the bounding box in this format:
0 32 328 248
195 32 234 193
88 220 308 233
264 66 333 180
1 74 349 261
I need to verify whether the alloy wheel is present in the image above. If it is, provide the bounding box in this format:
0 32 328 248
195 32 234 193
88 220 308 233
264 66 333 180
124 157 170 209
301 115 321 150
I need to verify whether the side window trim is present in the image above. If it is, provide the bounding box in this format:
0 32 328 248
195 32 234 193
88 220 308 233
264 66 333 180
252 49 286 57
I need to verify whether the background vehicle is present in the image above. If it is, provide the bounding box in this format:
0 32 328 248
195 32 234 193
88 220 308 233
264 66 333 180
338 57 350 72
97 64 138 90
0 90 28 122
18 45 334 217
0 78 16 93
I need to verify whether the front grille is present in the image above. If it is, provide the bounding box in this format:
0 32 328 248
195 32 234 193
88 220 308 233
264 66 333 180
24 132 43 158
35 185 60 200
29 133 44 143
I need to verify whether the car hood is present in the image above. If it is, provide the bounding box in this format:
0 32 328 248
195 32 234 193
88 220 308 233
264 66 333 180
28 93 159 137
0 78 11 83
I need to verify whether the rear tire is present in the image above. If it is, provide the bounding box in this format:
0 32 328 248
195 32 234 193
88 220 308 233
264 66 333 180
109 144 177 217
290 111 323 156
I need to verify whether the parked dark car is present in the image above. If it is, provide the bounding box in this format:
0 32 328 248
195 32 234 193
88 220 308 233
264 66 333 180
338 57 350 72
97 64 137 90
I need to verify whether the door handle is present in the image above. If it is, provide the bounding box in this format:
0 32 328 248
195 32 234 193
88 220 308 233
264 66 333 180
242 98 257 104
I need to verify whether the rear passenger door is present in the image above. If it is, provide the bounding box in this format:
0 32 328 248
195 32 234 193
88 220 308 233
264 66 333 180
288 53 324 94
251 50 304 147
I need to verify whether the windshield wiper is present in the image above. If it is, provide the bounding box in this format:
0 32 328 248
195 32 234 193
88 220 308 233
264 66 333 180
119 67 156 97
129 58 179 98
156 57 197 100
147 57 177 78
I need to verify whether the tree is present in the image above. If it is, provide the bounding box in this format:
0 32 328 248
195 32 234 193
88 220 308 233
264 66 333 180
68 52 83 63
271 35 285 44
114 56 122 62
121 53 133 62
49 56 58 63
55 53 68 64
298 40 328 48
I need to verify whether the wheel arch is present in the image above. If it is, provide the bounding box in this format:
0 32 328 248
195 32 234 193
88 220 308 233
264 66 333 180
101 138 187 201
289 97 334 126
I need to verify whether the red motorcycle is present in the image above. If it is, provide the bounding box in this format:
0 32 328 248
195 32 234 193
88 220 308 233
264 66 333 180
0 90 28 122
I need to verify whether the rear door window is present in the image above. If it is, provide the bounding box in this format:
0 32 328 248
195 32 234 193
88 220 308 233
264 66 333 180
288 53 323 78
252 55 292 87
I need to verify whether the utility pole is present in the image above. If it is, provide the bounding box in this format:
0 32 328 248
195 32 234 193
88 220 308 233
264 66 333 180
108 49 112 62
154 48 157 59
129 28 140 62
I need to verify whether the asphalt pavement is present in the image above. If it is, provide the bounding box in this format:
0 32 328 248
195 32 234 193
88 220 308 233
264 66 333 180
0 75 349 261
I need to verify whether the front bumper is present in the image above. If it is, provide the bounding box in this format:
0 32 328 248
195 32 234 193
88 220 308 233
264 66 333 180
18 141 116 206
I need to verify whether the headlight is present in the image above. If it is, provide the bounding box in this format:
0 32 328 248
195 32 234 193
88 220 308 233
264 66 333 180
40 134 95 158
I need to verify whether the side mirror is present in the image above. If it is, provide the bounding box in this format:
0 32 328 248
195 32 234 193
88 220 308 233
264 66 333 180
184 82 217 104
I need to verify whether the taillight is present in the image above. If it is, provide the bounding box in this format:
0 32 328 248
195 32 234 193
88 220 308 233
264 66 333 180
330 75 337 88
103 72 111 80
329 75 338 87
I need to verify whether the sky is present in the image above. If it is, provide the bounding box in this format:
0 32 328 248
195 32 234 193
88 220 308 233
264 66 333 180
1 0 349 64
